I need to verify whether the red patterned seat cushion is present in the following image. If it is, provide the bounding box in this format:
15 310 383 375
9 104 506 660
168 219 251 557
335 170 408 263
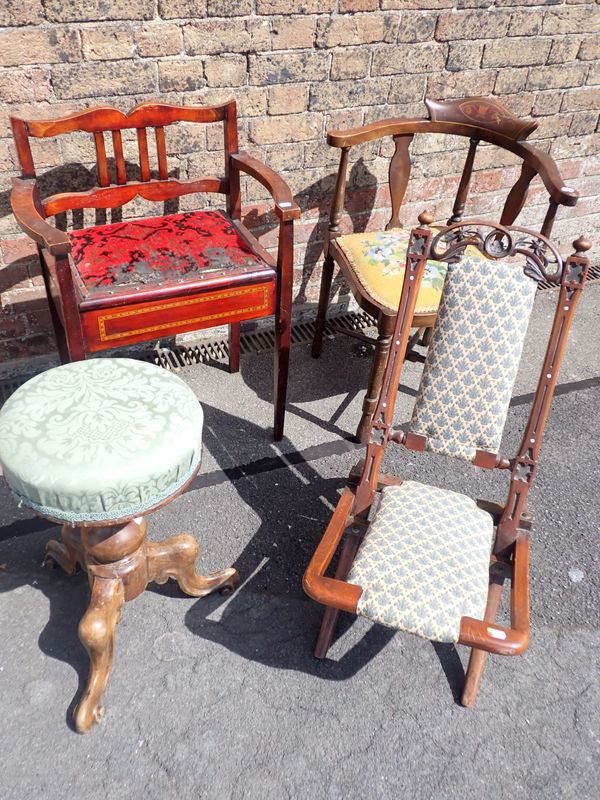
69 210 266 294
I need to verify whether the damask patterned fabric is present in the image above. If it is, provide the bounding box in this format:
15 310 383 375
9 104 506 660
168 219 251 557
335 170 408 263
347 481 494 643
69 210 265 294
0 359 203 522
336 229 448 314
408 254 537 461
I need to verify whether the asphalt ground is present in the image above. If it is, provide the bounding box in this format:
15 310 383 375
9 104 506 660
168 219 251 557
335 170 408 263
0 284 598 800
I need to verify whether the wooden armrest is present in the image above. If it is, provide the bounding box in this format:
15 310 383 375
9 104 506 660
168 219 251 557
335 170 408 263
302 487 362 613
11 178 71 256
327 117 416 149
459 532 530 656
517 143 579 207
231 152 301 222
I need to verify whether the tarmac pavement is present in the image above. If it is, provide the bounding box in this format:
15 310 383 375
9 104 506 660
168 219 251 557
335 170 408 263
0 284 598 800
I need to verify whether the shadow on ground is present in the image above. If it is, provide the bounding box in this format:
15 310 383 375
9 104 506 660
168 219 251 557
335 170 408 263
181 403 464 697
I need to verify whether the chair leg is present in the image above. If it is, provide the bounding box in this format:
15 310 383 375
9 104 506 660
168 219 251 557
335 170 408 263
65 324 86 362
49 301 71 364
314 532 362 659
74 576 124 733
273 273 292 443
229 323 241 373
461 576 505 707
146 533 239 596
356 312 395 444
311 253 335 359
420 326 434 347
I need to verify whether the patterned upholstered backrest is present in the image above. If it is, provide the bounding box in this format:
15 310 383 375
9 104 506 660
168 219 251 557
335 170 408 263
408 252 537 462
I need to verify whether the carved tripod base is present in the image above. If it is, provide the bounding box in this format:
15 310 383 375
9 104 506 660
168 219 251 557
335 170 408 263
45 517 239 733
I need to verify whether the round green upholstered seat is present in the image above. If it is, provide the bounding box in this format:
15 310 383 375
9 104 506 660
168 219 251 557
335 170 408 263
0 358 203 523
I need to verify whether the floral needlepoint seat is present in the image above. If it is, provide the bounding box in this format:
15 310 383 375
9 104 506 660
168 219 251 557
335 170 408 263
336 229 448 315
0 358 239 733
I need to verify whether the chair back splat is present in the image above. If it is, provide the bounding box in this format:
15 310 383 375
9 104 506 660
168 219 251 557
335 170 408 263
303 212 591 706
11 102 239 215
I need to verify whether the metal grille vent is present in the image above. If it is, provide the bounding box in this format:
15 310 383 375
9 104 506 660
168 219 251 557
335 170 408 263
146 311 376 370
0 268 597 401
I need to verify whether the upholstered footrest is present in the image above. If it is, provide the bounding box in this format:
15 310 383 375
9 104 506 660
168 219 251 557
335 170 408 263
0 358 204 523
347 481 494 643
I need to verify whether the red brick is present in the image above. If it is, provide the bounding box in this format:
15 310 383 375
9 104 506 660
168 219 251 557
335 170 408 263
542 7 600 36
53 61 156 99
249 113 323 144
159 0 206 16
249 52 329 85
137 25 182 58
204 56 247 88
316 14 393 48
562 87 600 112
272 18 316 50
256 1 336 11
82 27 134 61
372 43 446 76
268 85 310 115
340 0 378 10
207 0 252 14
527 63 588 91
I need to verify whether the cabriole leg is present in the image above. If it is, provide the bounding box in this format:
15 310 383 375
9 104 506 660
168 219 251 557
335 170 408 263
45 524 82 575
74 576 124 733
146 534 240 597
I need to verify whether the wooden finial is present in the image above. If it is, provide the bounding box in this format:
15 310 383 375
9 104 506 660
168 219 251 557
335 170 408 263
573 236 591 254
418 210 434 227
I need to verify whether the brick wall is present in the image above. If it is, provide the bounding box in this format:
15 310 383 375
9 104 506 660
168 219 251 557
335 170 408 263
0 1 598 366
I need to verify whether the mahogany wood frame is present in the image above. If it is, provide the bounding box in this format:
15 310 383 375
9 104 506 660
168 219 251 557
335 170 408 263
311 96 580 443
10 101 300 440
304 211 591 706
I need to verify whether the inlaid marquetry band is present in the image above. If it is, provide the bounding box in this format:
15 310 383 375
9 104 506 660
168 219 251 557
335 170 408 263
96 285 270 342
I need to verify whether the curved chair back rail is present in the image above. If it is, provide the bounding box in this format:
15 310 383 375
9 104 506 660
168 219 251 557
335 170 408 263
326 96 578 242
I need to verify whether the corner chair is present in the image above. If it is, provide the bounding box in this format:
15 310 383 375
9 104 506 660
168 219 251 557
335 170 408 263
311 96 579 443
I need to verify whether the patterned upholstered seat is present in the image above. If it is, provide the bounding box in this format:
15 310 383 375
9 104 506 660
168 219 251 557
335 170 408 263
409 254 537 461
69 209 267 295
0 358 204 523
336 228 448 314
347 481 494 643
